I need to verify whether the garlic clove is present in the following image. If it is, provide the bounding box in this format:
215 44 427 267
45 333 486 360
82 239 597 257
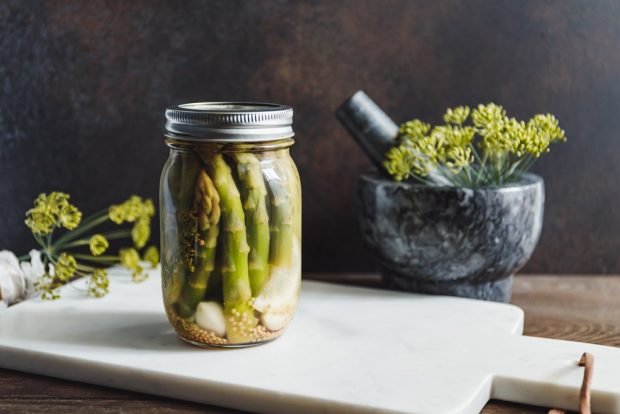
195 301 226 337
261 309 291 332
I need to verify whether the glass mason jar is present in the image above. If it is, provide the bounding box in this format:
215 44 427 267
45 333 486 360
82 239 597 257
160 102 301 347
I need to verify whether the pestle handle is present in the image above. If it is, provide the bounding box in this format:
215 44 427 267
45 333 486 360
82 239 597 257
336 90 399 172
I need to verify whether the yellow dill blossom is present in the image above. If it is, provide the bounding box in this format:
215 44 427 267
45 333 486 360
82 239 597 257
385 102 565 186
417 133 444 164
55 253 77 282
398 119 431 141
132 266 148 283
108 205 125 224
109 196 154 224
143 246 160 268
87 269 109 298
472 104 508 154
428 125 450 147
470 104 513 156
34 272 62 300
522 122 551 158
445 146 474 173
384 146 413 181
119 247 140 269
471 103 506 130
142 199 155 217
121 196 143 222
426 125 474 161
447 125 476 147
119 247 148 282
89 234 109 256
443 106 470 125
25 192 82 235
24 210 56 235
508 115 566 158
131 217 151 249
506 118 530 157
58 204 82 230
384 144 434 181
529 113 566 143
35 192 69 216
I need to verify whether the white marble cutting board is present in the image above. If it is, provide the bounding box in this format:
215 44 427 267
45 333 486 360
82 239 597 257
1 268 620 413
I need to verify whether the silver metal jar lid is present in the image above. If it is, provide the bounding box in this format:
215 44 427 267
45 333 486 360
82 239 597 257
165 102 294 142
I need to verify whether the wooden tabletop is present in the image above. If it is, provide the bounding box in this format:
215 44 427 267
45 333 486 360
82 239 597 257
2 274 619 413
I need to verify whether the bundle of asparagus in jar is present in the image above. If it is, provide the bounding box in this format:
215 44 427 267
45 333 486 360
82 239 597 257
160 103 301 347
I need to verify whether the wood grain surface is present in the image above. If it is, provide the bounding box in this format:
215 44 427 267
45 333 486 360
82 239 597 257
2 274 618 413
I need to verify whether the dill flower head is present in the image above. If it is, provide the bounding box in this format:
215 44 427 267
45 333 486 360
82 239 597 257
472 104 513 156
143 246 160 268
521 122 551 158
89 234 109 256
505 118 530 157
34 271 62 300
446 126 476 148
131 217 151 249
87 269 109 298
384 145 434 181
529 114 566 143
131 269 147 283
25 192 82 235
416 133 444 165
109 195 155 249
383 146 413 181
444 146 474 173
25 210 56 236
443 106 470 125
119 247 140 269
109 196 155 225
58 204 82 230
398 119 431 141
55 253 78 282
471 103 506 131
119 247 147 282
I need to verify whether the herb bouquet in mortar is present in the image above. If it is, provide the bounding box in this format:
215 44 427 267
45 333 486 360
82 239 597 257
337 91 565 302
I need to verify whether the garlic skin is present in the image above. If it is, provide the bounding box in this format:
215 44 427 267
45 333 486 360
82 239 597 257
0 250 46 308
21 250 46 298
195 301 227 337
0 251 26 308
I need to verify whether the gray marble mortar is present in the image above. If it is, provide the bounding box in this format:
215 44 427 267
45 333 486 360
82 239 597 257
357 172 544 302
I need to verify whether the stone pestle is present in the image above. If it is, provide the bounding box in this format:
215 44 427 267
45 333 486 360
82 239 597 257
335 90 398 174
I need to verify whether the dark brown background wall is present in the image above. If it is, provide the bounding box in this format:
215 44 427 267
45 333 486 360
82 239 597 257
1 0 619 274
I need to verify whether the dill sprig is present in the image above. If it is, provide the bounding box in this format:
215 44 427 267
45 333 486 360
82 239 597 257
24 192 159 300
384 103 566 187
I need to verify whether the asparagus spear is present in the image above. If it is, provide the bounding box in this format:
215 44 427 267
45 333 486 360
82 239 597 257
234 153 270 296
207 154 258 343
161 151 201 308
175 152 202 274
252 160 301 331
267 165 294 269
176 153 202 211
176 170 221 318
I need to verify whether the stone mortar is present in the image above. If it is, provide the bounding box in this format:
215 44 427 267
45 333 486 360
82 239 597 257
357 172 544 302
